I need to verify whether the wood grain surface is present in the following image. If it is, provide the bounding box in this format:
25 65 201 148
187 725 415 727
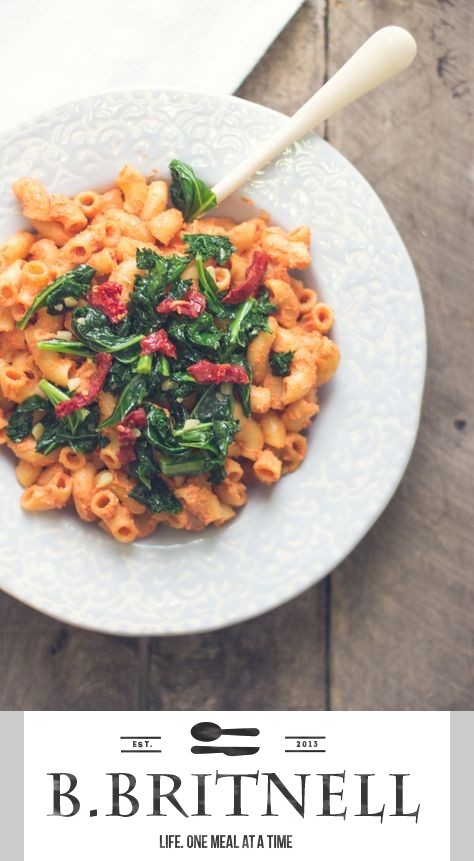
0 0 472 711
325 0 474 710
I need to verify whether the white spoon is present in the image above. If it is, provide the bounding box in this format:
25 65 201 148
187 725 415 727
211 26 416 205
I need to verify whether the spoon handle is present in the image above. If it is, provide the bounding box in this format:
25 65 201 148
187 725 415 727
221 728 260 736
211 27 416 205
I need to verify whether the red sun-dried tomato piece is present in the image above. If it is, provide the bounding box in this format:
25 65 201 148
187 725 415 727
123 407 147 428
187 360 250 385
88 280 127 323
222 251 268 305
140 329 177 359
156 286 206 319
55 353 112 418
116 425 136 464
116 408 148 464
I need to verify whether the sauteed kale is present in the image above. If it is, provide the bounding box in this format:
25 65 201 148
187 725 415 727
8 170 275 513
269 350 294 377
17 264 95 329
3 158 341 542
169 159 217 221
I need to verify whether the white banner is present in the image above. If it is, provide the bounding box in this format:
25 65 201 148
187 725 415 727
23 711 449 859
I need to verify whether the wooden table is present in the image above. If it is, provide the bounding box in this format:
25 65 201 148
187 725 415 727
1 0 472 711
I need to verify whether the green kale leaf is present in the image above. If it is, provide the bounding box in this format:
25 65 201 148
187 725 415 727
99 375 149 428
195 256 227 318
145 407 179 454
6 395 48 442
166 371 198 400
71 306 143 353
169 278 193 300
169 159 216 221
130 249 190 331
224 290 277 354
129 437 158 489
129 437 182 513
183 234 235 265
129 474 182 515
233 357 252 417
269 350 295 377
168 312 223 354
144 405 238 478
35 404 102 455
192 385 233 422
135 248 189 292
17 265 95 329
104 359 136 393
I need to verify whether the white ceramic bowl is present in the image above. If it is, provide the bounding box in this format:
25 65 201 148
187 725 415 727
0 89 426 635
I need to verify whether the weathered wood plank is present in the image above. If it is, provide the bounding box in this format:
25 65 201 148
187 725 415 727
147 0 329 713
148 588 327 710
0 591 140 710
327 0 474 709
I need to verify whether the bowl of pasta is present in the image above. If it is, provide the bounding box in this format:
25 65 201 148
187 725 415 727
0 89 426 634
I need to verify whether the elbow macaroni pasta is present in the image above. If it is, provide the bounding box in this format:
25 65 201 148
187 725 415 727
0 165 339 541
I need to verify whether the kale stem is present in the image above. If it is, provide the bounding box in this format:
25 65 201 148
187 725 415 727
195 255 224 316
135 354 153 374
158 455 207 476
38 379 71 405
173 421 212 438
107 333 144 353
37 340 94 358
38 379 88 431
158 356 170 377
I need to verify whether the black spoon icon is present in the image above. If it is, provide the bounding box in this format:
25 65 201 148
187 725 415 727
191 722 260 742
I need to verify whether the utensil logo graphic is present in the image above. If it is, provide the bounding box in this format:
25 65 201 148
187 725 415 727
191 721 260 756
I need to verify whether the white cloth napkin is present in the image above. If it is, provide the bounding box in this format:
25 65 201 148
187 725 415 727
2 0 303 135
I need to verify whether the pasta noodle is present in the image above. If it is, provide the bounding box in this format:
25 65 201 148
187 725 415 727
74 190 101 219
15 459 41 487
259 411 287 449
49 195 88 233
141 180 168 221
147 208 184 244
253 449 282 484
13 178 50 221
281 433 307 473
72 463 97 522
30 220 70 247
102 502 139 542
116 165 148 216
0 231 35 268
247 317 277 384
0 260 23 306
